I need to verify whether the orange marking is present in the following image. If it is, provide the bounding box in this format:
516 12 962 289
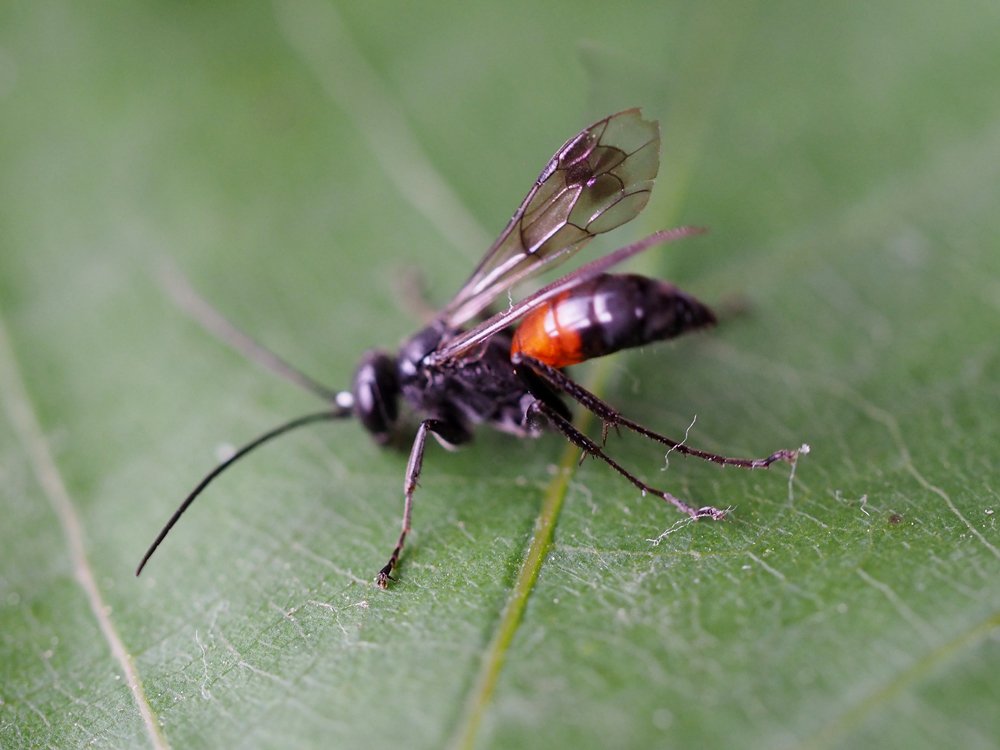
511 293 586 367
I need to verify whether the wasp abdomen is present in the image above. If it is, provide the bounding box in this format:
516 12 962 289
510 273 716 368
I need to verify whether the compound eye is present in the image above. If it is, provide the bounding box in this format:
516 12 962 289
352 350 399 443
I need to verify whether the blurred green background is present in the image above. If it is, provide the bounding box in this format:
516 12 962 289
1 1 998 748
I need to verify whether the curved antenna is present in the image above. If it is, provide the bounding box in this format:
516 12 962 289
136 406 353 576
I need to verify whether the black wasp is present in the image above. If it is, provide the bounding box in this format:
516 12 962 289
137 109 804 588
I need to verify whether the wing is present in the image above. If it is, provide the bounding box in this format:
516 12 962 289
439 109 660 327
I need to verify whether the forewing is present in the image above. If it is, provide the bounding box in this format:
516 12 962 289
441 109 660 326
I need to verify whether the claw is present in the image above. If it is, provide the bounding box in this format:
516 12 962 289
694 506 727 521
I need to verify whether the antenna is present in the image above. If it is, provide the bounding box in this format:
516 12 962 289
159 259 340 401
136 407 352 576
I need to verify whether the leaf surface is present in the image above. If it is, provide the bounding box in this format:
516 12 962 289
1 2 998 748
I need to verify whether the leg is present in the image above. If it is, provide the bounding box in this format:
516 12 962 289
526 400 725 519
376 417 469 588
514 354 801 468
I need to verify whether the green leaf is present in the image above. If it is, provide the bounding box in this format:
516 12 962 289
2 1 998 749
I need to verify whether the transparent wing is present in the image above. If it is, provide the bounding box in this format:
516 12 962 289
440 109 660 327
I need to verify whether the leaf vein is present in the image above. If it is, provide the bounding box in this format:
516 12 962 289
274 0 491 258
0 317 169 750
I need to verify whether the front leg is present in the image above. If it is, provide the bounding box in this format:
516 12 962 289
376 417 469 588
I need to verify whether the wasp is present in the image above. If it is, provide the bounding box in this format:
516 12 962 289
137 109 804 588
